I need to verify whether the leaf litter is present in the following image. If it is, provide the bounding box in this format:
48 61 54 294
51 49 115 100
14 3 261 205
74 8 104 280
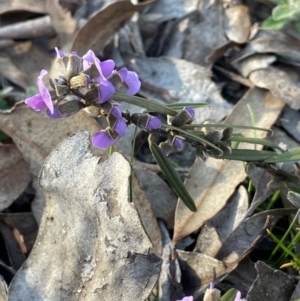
0 0 300 300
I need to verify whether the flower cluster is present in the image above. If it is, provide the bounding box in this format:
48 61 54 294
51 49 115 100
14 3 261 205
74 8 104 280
25 48 161 149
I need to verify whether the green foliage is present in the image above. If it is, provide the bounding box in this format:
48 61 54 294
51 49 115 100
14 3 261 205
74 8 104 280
263 0 300 31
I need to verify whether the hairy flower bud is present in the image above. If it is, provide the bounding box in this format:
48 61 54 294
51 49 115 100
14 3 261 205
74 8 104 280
170 107 195 127
131 113 161 130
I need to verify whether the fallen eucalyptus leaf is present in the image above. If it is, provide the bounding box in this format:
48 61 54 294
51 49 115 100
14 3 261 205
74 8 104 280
194 186 248 257
223 5 251 44
135 169 177 229
173 88 285 243
287 191 300 208
0 145 31 211
8 131 161 301
0 0 47 14
246 261 294 301
72 0 155 55
249 66 300 110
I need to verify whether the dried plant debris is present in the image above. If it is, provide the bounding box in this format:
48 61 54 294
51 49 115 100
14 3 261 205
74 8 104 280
72 0 156 55
0 145 31 211
8 131 161 301
173 88 284 243
281 106 300 143
247 261 294 301
127 56 232 123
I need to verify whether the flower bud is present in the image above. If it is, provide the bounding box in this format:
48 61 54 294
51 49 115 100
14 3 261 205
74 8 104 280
131 113 161 130
170 107 195 127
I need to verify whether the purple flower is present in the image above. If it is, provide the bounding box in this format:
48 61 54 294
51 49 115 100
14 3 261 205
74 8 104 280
176 297 193 301
46 106 62 119
110 105 122 118
184 107 195 120
146 116 161 130
55 47 64 58
25 69 54 114
234 291 242 301
82 50 115 78
96 80 115 103
118 67 141 95
92 130 118 149
172 136 183 150
112 118 127 136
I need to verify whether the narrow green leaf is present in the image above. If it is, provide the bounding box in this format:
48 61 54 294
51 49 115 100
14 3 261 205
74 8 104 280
183 123 273 134
264 148 300 163
272 4 293 21
230 134 284 151
162 124 223 155
113 93 178 116
165 102 210 109
221 288 239 301
149 140 197 212
210 149 276 161
262 15 287 30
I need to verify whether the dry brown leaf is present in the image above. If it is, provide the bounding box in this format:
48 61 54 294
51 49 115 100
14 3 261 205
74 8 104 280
232 53 276 78
135 169 177 229
127 56 232 123
223 5 251 44
8 131 161 301
0 0 47 14
72 0 156 55
0 16 55 40
249 66 300 110
0 104 108 177
173 88 285 243
0 145 31 211
47 0 77 52
194 186 248 257
4 42 53 86
177 210 293 297
247 261 294 301
0 52 31 89
181 0 227 66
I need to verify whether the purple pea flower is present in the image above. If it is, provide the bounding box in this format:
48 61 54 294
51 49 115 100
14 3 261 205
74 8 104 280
112 118 127 136
117 67 141 95
176 297 193 301
146 116 161 130
184 106 195 120
92 130 118 149
82 50 115 102
172 136 183 150
25 69 54 114
46 106 62 119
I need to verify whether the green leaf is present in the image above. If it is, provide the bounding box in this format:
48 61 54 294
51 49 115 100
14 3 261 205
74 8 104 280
262 15 287 30
294 22 300 32
272 4 294 21
264 148 300 163
211 149 276 161
230 134 284 151
0 99 9 110
149 140 197 212
271 0 288 4
26 86 39 97
183 123 273 134
165 102 210 109
113 93 178 116
221 288 239 301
